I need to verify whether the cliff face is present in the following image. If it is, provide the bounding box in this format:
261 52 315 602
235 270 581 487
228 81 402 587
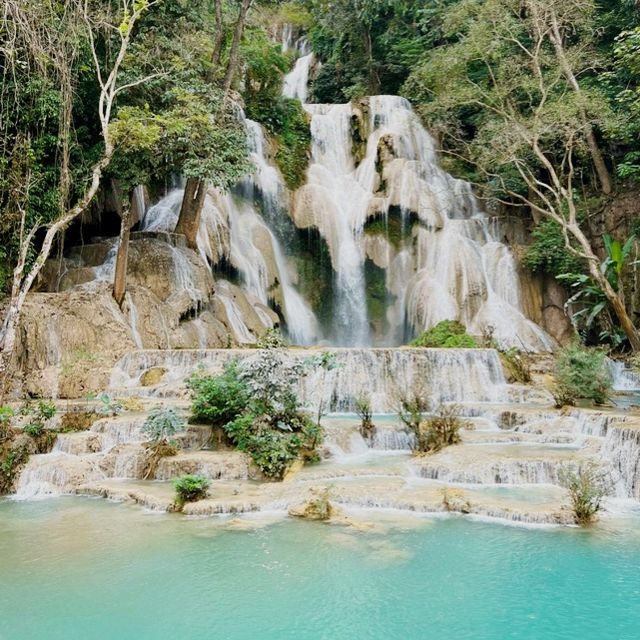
15 233 277 398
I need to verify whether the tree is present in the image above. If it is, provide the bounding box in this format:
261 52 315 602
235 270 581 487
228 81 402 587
404 0 640 351
176 0 256 249
0 0 156 390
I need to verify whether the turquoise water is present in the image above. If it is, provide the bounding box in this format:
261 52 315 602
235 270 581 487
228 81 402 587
1 498 639 639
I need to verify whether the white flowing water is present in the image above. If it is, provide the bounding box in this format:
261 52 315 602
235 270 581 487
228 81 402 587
139 116 319 345
609 359 640 391
294 95 553 350
283 53 313 103
109 347 511 411
300 103 372 345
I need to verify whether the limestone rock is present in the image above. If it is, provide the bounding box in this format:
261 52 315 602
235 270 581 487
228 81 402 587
140 367 167 387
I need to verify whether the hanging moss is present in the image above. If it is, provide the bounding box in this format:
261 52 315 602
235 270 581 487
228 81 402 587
294 228 335 333
364 258 390 337
364 207 417 249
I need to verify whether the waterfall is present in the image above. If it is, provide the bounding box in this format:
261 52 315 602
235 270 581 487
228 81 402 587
139 115 319 346
283 53 313 103
300 103 372 346
609 359 640 391
293 95 553 350
109 347 510 412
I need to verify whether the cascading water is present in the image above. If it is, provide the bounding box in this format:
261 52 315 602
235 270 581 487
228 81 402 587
294 94 553 350
298 103 372 346
282 52 313 103
139 114 319 345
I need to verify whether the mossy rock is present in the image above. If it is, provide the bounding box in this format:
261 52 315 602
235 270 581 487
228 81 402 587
411 320 479 348
141 367 167 387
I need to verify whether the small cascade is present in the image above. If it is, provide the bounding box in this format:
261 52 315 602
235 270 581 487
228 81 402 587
609 359 640 391
602 426 640 499
124 291 144 349
283 53 313 103
109 347 510 411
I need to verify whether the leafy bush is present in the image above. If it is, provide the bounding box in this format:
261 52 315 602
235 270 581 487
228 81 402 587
0 406 14 442
142 407 185 444
174 475 209 504
95 393 124 417
225 409 321 480
35 400 56 421
256 328 286 349
188 361 250 426
395 386 430 435
20 400 56 441
500 348 532 384
411 320 479 348
188 352 323 479
553 344 612 406
0 444 30 494
355 394 375 440
560 466 608 525
23 423 45 438
415 404 471 454
524 219 584 278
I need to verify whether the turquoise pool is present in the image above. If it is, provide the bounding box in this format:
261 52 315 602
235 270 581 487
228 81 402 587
1 498 639 639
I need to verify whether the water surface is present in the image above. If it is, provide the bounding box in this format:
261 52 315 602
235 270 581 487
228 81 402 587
1 498 639 639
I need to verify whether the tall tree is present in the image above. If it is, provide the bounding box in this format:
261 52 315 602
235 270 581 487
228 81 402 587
0 0 156 388
176 0 256 250
404 0 640 350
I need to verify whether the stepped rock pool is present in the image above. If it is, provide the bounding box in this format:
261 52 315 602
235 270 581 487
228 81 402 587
1 498 639 639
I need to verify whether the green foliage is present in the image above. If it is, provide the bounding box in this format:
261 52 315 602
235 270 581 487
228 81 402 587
35 401 56 421
187 353 324 479
415 404 470 454
188 361 250 427
560 465 608 525
395 386 430 435
23 423 45 438
0 407 14 421
307 0 456 100
95 393 124 417
355 394 375 440
0 444 30 495
558 233 637 347
142 407 185 444
401 0 625 211
226 413 321 480
553 344 612 406
411 320 479 349
500 348 532 384
247 96 311 191
256 328 286 349
19 400 56 439
174 474 209 504
524 220 584 278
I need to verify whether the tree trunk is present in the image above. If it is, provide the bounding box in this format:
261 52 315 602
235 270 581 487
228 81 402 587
548 12 613 195
113 193 132 308
207 0 225 82
0 306 20 397
175 177 207 249
574 226 640 351
222 0 253 96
